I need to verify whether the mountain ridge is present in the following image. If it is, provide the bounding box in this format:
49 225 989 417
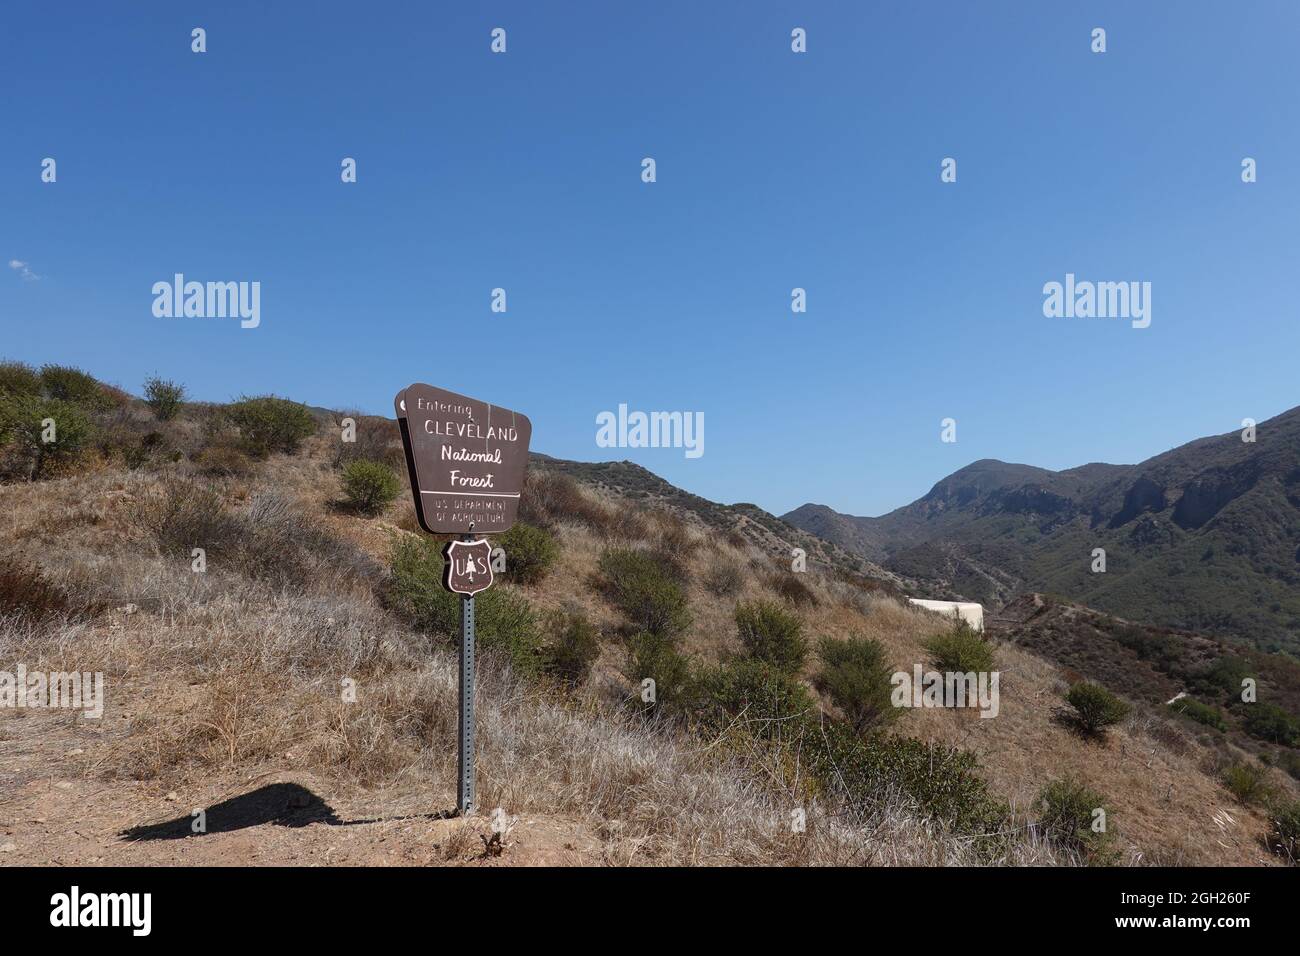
784 406 1300 654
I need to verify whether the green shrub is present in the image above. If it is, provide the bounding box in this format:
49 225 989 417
0 360 41 398
497 522 559 585
597 548 691 638
734 600 807 674
814 635 898 733
1194 656 1252 702
811 724 1008 837
2 396 95 479
39 364 117 409
1167 696 1227 732
625 631 692 712
143 376 186 421
1268 799 1300 863
1066 681 1131 737
543 609 601 685
690 657 1008 841
340 459 400 516
697 657 814 727
387 536 542 678
1037 777 1115 862
226 395 317 457
1243 703 1300 747
1221 761 1274 806
924 622 996 673
1279 750 1300 783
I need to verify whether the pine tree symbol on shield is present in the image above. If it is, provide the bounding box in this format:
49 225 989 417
443 539 495 596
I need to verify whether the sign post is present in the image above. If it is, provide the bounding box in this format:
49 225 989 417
457 551 476 814
444 534 494 815
395 384 532 816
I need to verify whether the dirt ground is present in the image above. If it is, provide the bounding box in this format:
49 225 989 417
0 705 602 867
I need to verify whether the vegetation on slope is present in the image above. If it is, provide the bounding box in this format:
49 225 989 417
2 360 1297 865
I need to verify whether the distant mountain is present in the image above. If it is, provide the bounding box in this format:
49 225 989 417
784 407 1300 655
534 455 913 595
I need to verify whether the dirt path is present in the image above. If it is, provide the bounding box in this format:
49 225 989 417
0 709 602 867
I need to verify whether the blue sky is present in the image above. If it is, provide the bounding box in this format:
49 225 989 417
2 1 1297 517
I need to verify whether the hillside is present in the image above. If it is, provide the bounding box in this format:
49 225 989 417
784 408 1300 655
1 361 1297 867
989 594 1300 776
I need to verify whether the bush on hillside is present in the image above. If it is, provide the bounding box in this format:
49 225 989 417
340 459 400 516
0 555 86 621
2 396 95 479
1167 696 1227 732
734 600 807 674
597 547 691 638
1279 750 1300 783
226 395 317 458
702 559 744 597
1243 702 1300 747
543 609 601 686
39 364 118 409
1037 777 1115 862
144 482 241 556
697 657 814 726
924 622 996 674
143 376 186 421
811 724 1009 838
497 522 559 585
766 571 818 607
1193 656 1252 702
1268 799 1300 863
520 469 606 531
1221 760 1274 806
195 440 256 478
1066 681 1130 737
0 360 42 398
625 631 692 712
815 634 898 733
143 483 375 587
333 413 404 469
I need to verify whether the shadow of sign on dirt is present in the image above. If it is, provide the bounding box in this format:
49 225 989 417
119 783 460 841
119 783 344 841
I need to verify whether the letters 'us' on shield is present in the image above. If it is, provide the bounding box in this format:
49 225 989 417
395 383 533 535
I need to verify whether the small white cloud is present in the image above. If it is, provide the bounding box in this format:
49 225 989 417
8 259 39 281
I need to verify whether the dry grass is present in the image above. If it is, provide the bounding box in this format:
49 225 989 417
1 396 1291 866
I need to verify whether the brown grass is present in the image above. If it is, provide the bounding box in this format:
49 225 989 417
1 390 1291 866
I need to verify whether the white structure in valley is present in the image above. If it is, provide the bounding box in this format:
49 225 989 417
907 599 985 633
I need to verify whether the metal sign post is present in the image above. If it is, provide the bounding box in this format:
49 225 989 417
442 534 494 816
457 569 476 815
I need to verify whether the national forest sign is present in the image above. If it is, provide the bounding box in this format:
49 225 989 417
394 383 533 535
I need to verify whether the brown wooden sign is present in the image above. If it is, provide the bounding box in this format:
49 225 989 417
443 539 494 596
395 383 532 535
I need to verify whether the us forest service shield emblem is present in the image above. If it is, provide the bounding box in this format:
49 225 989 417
443 539 494 596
